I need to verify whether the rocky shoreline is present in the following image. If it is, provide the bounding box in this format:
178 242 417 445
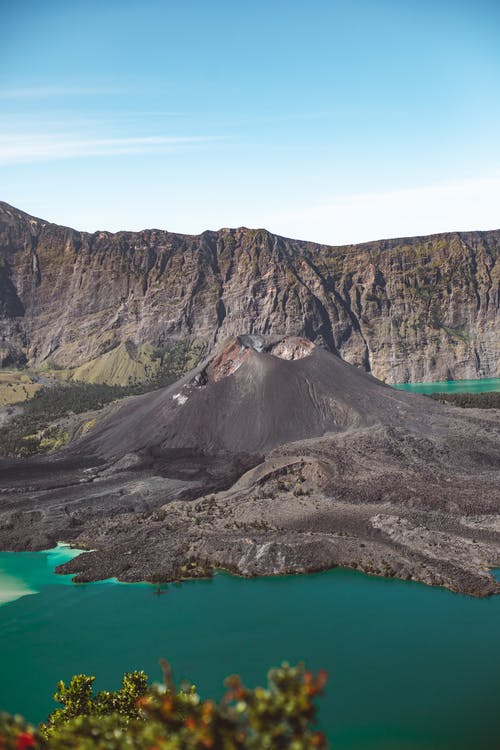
1 417 499 598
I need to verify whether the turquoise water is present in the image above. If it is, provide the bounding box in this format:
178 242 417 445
393 377 500 395
0 544 84 605
1 547 500 750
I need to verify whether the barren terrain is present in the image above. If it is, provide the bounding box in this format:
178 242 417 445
0 336 498 596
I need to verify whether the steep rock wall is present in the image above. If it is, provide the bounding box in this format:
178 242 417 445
0 201 498 383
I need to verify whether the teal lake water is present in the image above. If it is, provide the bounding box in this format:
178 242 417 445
1 547 500 750
1 377 499 748
393 376 500 394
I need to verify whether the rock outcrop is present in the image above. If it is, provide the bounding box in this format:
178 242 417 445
0 201 498 383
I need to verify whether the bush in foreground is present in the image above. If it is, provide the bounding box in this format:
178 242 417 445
0 662 328 749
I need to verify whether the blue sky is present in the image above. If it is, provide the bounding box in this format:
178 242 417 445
1 0 500 243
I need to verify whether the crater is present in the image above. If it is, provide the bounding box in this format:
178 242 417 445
173 335 316 405
203 335 315 384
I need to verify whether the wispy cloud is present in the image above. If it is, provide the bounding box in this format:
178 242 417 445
0 86 110 99
0 134 226 164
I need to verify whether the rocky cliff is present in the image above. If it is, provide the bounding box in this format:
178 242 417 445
0 201 498 383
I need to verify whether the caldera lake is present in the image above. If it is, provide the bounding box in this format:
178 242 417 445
1 377 499 749
1 547 500 750
393 376 500 395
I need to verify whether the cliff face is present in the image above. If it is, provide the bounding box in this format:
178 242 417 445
0 201 498 383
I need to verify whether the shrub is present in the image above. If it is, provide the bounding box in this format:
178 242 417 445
40 671 148 738
430 391 500 409
0 662 328 749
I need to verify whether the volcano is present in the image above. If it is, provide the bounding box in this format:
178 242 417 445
74 334 440 458
0 336 499 596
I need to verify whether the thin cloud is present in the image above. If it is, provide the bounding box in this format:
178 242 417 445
0 86 111 98
0 134 227 164
264 176 500 245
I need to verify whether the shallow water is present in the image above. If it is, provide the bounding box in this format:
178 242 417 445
1 547 499 750
0 544 83 605
393 376 500 394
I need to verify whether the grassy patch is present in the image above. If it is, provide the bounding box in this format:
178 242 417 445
0 340 203 456
441 326 472 343
0 370 42 407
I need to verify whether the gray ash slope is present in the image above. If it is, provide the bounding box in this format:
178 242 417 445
1 336 499 596
74 334 432 458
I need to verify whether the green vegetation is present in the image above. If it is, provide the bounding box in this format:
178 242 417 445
0 382 133 456
440 326 471 343
430 391 500 409
0 370 42 408
40 671 148 739
0 662 327 749
64 343 160 387
0 341 202 456
57 339 207 388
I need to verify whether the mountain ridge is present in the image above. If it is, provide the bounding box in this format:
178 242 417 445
2 199 499 245
0 201 498 383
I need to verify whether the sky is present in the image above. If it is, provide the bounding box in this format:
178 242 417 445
1 0 500 245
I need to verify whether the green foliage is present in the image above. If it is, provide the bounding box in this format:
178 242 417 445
0 340 202 456
0 662 328 749
0 382 131 456
430 391 500 409
37 714 144 749
440 326 471 343
40 671 148 738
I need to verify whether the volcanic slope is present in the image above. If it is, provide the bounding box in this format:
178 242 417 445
0 336 499 596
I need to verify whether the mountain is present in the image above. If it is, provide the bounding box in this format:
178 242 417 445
1 335 498 596
74 334 433 458
0 201 498 383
